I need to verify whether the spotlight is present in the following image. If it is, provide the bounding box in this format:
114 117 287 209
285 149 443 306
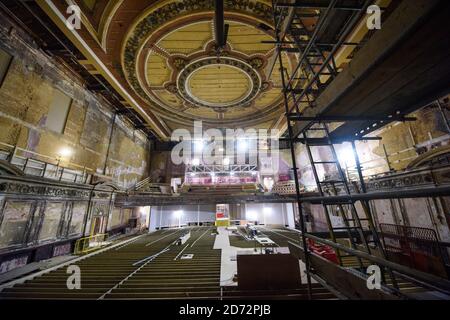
246 210 257 221
223 157 230 165
337 144 355 166
59 147 73 158
192 158 200 166
237 139 248 151
194 139 204 152
174 210 183 218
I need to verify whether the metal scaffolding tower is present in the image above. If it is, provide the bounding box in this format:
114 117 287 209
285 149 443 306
270 0 404 298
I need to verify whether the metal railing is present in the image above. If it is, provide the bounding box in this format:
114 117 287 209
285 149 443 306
74 233 109 255
186 164 258 174
130 177 152 191
379 223 450 278
288 230 450 296
0 142 93 184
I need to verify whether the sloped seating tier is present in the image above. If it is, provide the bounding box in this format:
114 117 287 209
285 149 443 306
0 227 221 300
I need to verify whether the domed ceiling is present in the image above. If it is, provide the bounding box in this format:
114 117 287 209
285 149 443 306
121 0 293 131
39 0 299 138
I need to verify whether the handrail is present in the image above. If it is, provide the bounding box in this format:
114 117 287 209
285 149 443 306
74 233 109 255
131 176 151 191
288 231 450 294
0 141 94 172
0 142 94 184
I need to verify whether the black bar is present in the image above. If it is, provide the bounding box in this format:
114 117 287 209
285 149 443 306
262 41 361 47
281 137 382 144
299 185 450 204
288 115 417 122
280 47 300 52
118 184 450 206
275 3 363 10
273 0 313 299
214 0 225 48
288 238 450 293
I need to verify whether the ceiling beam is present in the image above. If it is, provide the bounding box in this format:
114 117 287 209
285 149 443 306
214 0 229 52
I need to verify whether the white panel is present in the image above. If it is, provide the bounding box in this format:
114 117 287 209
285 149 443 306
286 203 296 228
149 207 158 231
156 205 216 228
46 90 72 134
244 203 286 225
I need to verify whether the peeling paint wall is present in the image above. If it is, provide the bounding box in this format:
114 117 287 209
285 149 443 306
0 20 150 188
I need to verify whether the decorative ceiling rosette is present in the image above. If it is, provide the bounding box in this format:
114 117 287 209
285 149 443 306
117 0 294 130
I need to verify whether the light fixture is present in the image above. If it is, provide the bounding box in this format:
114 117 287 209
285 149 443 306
174 210 183 228
59 147 73 158
192 158 200 166
190 173 196 177
223 157 230 165
237 139 248 151
337 144 355 167
174 210 183 218
194 139 204 152
246 210 257 221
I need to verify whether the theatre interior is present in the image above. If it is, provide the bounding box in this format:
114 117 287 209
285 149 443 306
0 0 449 300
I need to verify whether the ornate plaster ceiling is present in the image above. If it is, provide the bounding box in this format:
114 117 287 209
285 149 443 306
121 0 294 131
46 0 299 137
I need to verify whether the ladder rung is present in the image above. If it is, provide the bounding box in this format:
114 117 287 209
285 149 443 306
324 201 355 205
313 161 337 164
280 47 299 53
319 180 345 184
295 14 320 18
289 29 309 36
332 227 362 230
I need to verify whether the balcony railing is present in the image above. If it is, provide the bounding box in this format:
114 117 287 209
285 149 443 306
0 142 93 184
